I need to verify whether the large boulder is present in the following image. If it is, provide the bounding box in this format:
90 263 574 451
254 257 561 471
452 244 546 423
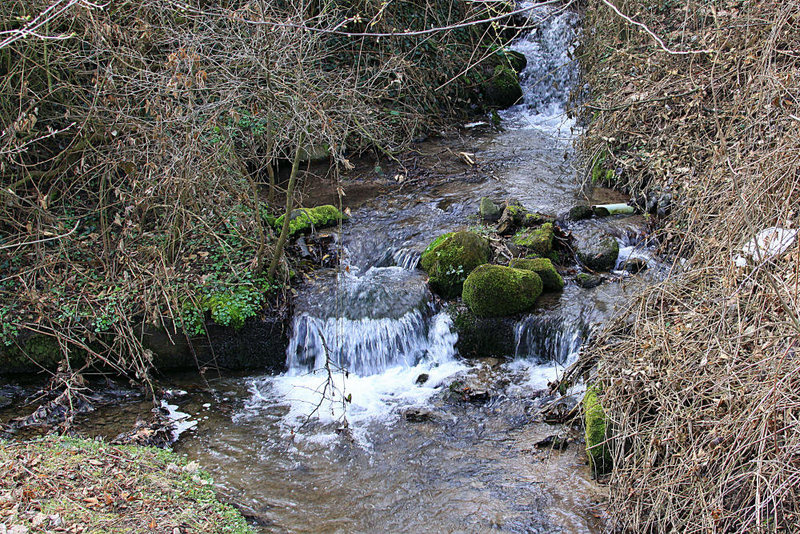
511 223 555 256
451 304 516 358
273 205 348 237
420 231 491 299
509 257 564 292
462 264 542 317
575 232 619 272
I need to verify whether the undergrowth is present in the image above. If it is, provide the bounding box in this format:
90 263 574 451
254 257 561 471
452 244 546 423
577 0 800 531
0 0 525 382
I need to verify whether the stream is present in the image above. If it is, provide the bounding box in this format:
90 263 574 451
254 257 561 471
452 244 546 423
2 4 667 533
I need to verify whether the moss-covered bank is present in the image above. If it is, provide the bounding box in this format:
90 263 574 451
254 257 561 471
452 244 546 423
0 436 252 533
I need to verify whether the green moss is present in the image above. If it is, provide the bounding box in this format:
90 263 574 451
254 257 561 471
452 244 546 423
0 436 253 533
483 64 523 109
522 212 551 227
505 204 524 217
420 231 491 298
584 386 612 476
273 205 347 237
462 264 542 317
508 257 564 292
422 232 455 257
0 334 73 374
512 223 554 255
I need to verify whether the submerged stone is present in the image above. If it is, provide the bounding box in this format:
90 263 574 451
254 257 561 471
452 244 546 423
404 407 433 422
509 257 564 292
575 273 604 289
462 264 542 317
622 257 648 274
420 231 491 299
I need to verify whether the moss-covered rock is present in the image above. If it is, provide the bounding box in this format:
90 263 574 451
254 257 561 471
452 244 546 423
273 205 347 237
575 233 619 272
512 223 554 256
462 264 542 317
503 49 527 73
483 64 523 109
509 257 564 292
496 202 527 234
522 212 553 227
568 205 594 221
584 386 612 476
420 231 491 298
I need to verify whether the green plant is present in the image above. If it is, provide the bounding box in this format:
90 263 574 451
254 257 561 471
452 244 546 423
0 307 19 346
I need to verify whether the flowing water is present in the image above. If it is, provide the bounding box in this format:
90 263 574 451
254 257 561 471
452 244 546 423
170 5 666 532
5 4 668 532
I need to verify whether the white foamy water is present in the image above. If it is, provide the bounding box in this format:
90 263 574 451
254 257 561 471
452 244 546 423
247 312 465 443
500 2 581 136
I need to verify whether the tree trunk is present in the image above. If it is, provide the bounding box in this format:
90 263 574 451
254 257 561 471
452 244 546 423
267 135 304 280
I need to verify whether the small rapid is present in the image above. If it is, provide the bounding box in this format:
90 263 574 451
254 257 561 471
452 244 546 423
167 4 660 532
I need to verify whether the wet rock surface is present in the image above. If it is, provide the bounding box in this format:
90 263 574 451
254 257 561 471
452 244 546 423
574 231 619 272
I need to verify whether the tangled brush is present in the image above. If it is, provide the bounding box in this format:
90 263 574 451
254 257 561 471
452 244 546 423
577 0 800 530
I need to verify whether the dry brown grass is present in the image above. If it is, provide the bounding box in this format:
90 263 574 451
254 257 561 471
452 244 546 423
577 0 800 531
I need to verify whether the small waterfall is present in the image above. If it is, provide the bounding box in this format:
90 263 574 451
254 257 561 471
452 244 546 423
285 266 458 377
514 315 586 365
287 309 440 376
392 248 421 270
502 2 581 128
